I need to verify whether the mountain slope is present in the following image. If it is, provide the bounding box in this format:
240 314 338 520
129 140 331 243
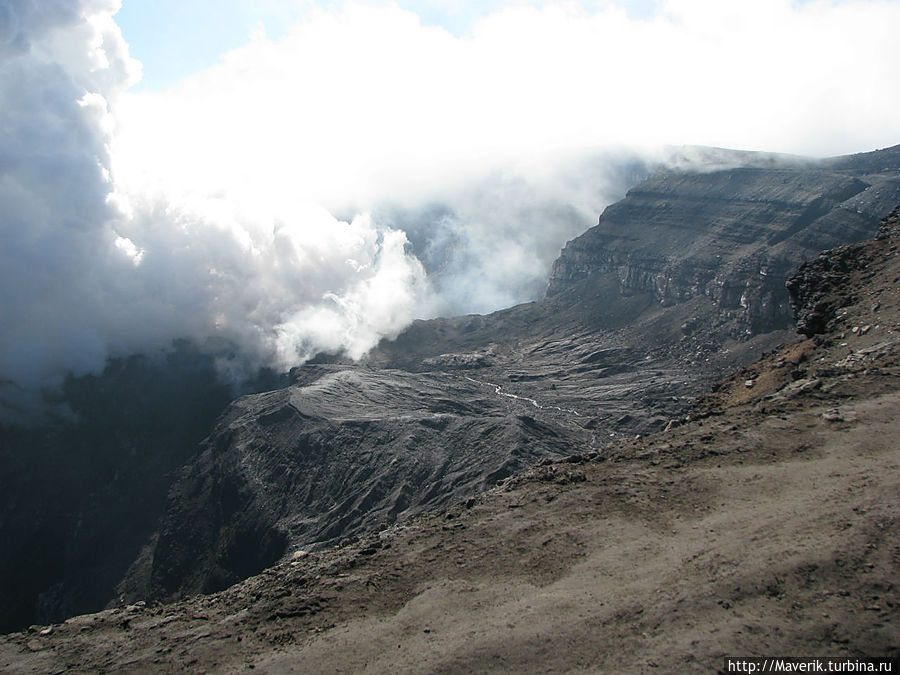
3 206 897 674
1 145 898 633
126 147 900 605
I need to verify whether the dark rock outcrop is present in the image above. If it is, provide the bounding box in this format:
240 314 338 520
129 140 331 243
789 204 900 337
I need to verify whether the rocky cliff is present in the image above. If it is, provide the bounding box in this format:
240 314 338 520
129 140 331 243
788 204 900 338
547 147 900 335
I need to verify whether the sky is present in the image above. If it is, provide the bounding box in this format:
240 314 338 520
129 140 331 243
114 0 665 90
1 0 900 419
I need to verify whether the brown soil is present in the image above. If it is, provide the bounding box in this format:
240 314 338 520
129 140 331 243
1 236 898 673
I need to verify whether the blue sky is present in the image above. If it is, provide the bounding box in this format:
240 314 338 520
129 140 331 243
115 0 663 90
114 0 304 90
111 0 900 199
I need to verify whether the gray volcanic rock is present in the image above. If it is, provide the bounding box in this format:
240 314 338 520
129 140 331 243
788 204 900 337
547 148 900 335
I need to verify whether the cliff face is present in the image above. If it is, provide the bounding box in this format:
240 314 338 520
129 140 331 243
547 152 900 334
0 347 240 634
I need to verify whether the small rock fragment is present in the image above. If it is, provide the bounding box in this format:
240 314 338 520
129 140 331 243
822 409 843 422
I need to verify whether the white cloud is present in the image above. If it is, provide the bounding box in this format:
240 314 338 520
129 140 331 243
113 0 900 211
0 0 427 417
2 0 900 417
110 0 900 312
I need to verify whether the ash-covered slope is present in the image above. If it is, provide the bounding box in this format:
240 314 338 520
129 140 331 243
4 206 898 674
145 368 578 600
130 146 900 605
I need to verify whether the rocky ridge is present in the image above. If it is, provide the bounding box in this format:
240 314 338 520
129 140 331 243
547 152 900 334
